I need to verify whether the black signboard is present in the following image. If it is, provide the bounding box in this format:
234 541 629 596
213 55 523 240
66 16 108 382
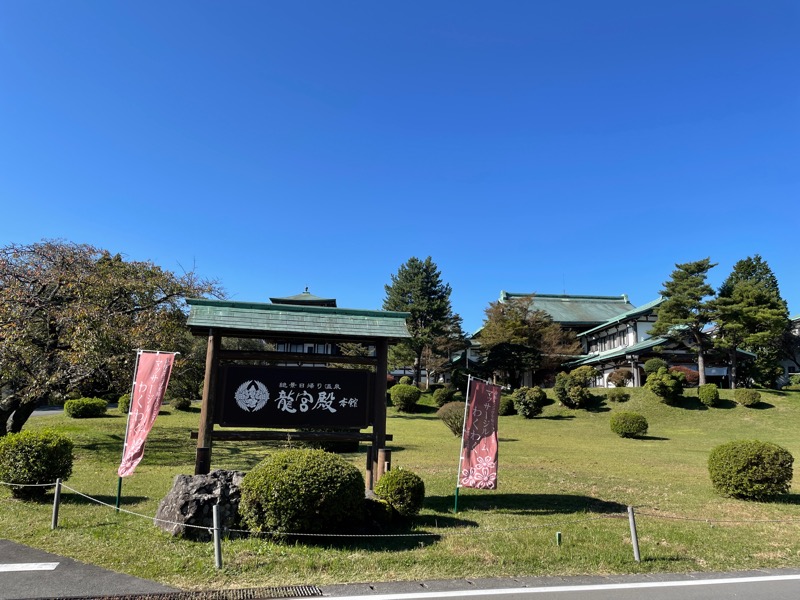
215 366 373 428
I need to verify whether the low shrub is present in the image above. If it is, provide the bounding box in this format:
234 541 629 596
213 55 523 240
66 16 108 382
735 388 761 407
64 397 108 418
389 384 421 412
790 374 800 386
645 367 684 405
644 358 668 375
670 365 699 387
606 388 630 403
708 440 793 500
374 468 425 518
698 383 719 407
239 449 364 534
555 367 597 409
607 368 632 388
0 430 74 499
117 394 131 415
452 390 465 404
169 397 192 411
498 394 516 416
609 411 648 438
512 386 547 418
398 376 413 386
432 386 455 408
437 401 465 436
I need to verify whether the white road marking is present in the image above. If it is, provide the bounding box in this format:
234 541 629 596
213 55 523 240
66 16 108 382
0 562 59 572
331 574 800 599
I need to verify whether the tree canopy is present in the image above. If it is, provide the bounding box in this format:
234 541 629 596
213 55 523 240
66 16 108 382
713 255 789 388
479 295 580 389
0 240 220 435
649 258 716 386
383 256 462 386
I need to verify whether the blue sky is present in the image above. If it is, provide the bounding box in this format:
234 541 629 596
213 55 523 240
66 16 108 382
1 1 797 334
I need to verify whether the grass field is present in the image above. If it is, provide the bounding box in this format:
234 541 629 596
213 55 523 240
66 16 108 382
2 387 800 590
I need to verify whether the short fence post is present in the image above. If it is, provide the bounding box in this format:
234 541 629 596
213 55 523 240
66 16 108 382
212 504 222 569
627 505 641 562
382 449 392 474
365 447 374 490
51 479 62 530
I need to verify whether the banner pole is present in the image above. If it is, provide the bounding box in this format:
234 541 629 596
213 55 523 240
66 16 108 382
116 350 143 511
454 375 472 514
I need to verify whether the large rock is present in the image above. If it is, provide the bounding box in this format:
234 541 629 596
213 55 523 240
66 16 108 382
155 469 244 541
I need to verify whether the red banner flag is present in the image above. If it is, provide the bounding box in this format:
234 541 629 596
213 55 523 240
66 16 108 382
118 351 175 477
458 378 501 489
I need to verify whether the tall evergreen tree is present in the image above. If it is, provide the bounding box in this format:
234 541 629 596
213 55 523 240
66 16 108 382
383 257 462 386
713 255 789 388
649 258 716 386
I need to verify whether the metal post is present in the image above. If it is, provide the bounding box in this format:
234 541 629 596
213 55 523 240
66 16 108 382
556 531 562 546
213 504 222 569
628 505 641 562
51 479 62 530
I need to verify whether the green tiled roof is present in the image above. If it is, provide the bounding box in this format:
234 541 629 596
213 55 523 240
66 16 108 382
578 297 665 337
500 292 635 327
568 336 669 367
186 298 411 340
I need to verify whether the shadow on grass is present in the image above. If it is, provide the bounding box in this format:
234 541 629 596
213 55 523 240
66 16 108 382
748 402 774 410
538 415 575 421
771 493 800 506
62 493 150 507
674 397 708 411
713 399 738 409
638 435 670 441
425 493 626 516
585 395 610 413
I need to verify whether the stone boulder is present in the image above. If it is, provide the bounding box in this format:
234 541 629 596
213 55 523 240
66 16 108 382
155 469 244 541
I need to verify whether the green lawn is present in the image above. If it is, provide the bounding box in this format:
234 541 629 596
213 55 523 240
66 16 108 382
2 388 800 590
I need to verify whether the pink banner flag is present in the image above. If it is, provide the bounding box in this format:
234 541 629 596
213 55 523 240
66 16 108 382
458 378 501 489
118 352 175 477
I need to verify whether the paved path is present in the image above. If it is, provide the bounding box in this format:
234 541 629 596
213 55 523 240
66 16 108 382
4 538 800 600
0 539 176 599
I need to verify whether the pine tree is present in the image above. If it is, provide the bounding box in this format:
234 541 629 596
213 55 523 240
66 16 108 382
383 257 462 387
714 255 789 388
649 258 716 386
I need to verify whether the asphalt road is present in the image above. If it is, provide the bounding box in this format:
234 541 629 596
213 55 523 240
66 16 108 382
4 539 800 600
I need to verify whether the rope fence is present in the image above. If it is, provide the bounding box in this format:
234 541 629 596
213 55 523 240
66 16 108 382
3 478 800 570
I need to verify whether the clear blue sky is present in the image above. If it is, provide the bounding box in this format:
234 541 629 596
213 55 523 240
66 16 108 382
1 1 797 333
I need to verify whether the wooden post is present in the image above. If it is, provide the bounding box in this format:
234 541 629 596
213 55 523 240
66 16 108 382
365 446 373 490
195 329 219 475
371 339 389 487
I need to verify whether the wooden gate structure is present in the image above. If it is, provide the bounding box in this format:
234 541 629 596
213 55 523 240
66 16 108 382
186 298 410 488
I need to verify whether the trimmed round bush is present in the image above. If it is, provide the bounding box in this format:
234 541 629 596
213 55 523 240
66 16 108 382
169 397 192 411
644 358 668 375
389 384 422 412
498 394 516 416
735 388 762 407
606 388 630 403
670 365 699 387
645 367 684 405
117 393 131 415
607 368 632 387
698 383 719 407
609 411 648 438
239 449 365 534
433 386 455 408
374 468 425 518
512 386 547 418
0 430 74 499
398 375 413 386
64 397 108 418
708 440 793 500
437 401 465 436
